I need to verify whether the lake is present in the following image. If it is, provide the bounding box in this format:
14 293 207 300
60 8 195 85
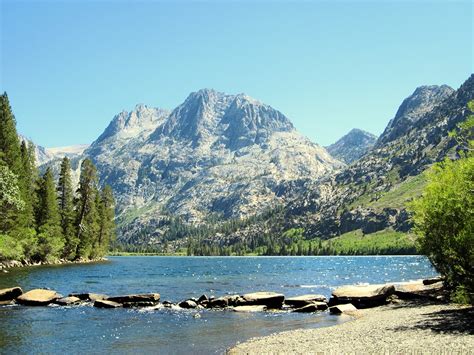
0 256 437 354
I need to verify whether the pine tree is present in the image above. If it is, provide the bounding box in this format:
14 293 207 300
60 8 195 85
57 157 77 260
0 93 22 174
97 185 115 257
35 167 64 261
75 159 99 259
18 141 36 227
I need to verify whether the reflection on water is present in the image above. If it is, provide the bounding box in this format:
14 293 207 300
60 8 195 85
0 256 436 354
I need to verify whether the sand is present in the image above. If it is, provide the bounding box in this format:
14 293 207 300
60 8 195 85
228 301 474 354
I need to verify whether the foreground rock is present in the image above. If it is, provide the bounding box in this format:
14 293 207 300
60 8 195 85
16 289 61 306
395 281 445 300
293 302 328 313
237 292 285 309
107 293 160 305
0 287 23 301
55 296 81 306
233 305 267 312
94 299 122 308
285 294 326 308
329 284 395 308
329 303 358 314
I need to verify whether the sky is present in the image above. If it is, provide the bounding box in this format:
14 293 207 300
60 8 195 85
1 0 472 148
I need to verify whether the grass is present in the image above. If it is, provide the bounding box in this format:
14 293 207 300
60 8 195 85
324 228 417 255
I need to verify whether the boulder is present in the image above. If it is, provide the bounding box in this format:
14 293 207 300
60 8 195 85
329 303 358 314
285 294 327 308
293 302 328 313
179 300 198 309
233 305 267 312
237 292 285 309
197 294 209 304
395 281 444 300
208 295 241 308
0 287 23 301
94 299 122 308
329 284 395 308
69 293 108 302
55 296 81 306
16 289 61 306
107 293 160 304
162 301 174 308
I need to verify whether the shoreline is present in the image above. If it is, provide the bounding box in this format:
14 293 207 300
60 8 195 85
228 300 474 354
0 257 108 271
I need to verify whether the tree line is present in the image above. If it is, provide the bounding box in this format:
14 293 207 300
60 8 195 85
0 92 116 263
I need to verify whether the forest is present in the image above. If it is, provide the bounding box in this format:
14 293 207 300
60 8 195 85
0 92 116 263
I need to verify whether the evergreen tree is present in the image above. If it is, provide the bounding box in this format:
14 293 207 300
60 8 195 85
57 157 77 259
35 167 64 261
0 93 22 174
75 159 100 259
18 141 36 227
97 185 116 257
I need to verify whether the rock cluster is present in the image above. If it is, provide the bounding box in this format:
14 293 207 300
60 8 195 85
0 278 445 314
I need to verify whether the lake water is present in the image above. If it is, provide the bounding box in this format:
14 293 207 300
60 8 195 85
0 256 437 354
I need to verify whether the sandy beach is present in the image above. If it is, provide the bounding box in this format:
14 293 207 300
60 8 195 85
229 301 474 354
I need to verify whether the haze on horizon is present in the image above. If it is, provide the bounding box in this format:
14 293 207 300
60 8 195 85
0 0 472 148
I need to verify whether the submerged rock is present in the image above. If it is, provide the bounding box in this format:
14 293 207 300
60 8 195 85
329 303 358 314
237 292 285 309
69 293 108 302
285 294 327 308
94 299 122 308
179 300 198 309
107 293 160 304
0 287 23 301
329 284 395 308
55 296 81 306
16 289 61 306
293 302 328 313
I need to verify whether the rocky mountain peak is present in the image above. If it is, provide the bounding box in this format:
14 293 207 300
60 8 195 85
326 128 377 164
94 105 170 144
377 84 454 146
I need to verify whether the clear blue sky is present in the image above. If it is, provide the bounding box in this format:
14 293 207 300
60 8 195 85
1 0 472 147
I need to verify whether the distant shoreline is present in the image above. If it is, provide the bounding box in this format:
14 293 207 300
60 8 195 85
108 253 422 257
0 258 108 271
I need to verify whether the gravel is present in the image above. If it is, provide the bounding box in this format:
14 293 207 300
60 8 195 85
228 301 474 354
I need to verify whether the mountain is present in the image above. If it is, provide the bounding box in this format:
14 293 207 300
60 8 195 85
326 128 377 164
19 135 88 165
68 89 342 243
189 74 473 252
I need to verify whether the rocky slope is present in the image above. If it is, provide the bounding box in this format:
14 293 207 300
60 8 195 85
63 89 342 243
326 128 377 164
198 74 473 250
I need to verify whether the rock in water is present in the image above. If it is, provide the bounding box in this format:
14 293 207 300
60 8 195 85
107 293 160 304
285 294 327 308
293 302 328 313
69 293 108 302
233 305 267 312
16 289 61 306
329 284 395 308
0 287 23 301
55 296 81 306
179 300 198 309
237 292 285 309
329 303 358 314
94 299 122 308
